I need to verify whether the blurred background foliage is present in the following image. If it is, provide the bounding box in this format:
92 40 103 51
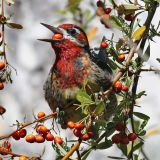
0 0 160 159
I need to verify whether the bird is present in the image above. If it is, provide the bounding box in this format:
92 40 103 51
39 23 117 128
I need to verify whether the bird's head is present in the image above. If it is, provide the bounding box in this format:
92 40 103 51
39 23 89 50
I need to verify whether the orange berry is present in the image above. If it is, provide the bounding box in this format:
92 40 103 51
114 81 122 92
38 125 49 135
0 61 5 70
35 134 45 143
118 54 125 62
52 33 63 40
45 132 54 141
0 83 4 90
54 136 63 145
19 156 28 160
67 121 75 129
19 129 27 138
12 131 20 140
101 41 108 48
25 134 35 143
37 112 46 119
74 123 84 130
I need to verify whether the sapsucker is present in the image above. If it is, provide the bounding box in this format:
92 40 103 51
39 23 117 128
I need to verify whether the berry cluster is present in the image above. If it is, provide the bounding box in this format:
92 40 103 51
114 81 129 92
67 121 94 141
112 122 137 145
0 61 6 90
0 141 11 155
12 112 63 145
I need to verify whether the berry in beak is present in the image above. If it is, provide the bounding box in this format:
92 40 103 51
38 23 63 43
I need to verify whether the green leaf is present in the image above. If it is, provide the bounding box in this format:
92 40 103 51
81 149 92 160
138 130 146 136
133 112 150 121
76 90 93 104
140 120 148 130
136 91 147 99
118 144 127 156
95 101 105 115
6 23 23 29
142 42 150 62
96 140 112 150
108 156 126 160
128 142 144 156
156 58 160 63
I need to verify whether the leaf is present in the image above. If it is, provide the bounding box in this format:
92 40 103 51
140 120 148 130
87 27 98 42
118 144 127 156
128 142 144 157
95 101 105 115
96 140 112 150
82 149 92 160
156 58 160 63
121 4 140 15
133 112 150 121
108 156 126 160
136 91 147 99
76 90 93 105
138 130 146 136
6 23 23 29
5 0 14 4
142 42 150 62
132 26 146 41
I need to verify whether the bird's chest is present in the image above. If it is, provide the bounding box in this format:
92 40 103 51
55 55 91 89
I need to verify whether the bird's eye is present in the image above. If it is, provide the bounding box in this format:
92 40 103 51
67 28 77 35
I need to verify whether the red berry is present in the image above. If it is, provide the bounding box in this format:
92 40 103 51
73 129 82 137
96 0 104 7
128 133 137 141
0 83 4 90
121 136 129 145
112 134 121 144
81 133 90 141
74 123 84 130
45 132 54 141
12 131 20 140
67 121 75 129
25 134 35 143
2 141 11 150
105 8 112 14
122 85 129 92
54 136 63 145
114 81 122 92
115 123 125 131
125 14 134 21
118 54 125 62
87 131 94 138
35 134 45 143
101 41 108 48
37 112 46 119
19 129 27 138
0 106 6 115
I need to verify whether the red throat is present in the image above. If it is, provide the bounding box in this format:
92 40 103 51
52 39 89 89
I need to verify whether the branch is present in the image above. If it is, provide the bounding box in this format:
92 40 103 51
0 112 57 140
62 139 82 160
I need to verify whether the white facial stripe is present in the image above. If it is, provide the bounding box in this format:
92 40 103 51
60 28 85 47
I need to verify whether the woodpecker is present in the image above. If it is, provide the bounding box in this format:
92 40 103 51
39 23 117 128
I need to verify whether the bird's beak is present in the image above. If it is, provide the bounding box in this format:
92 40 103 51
38 23 63 43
